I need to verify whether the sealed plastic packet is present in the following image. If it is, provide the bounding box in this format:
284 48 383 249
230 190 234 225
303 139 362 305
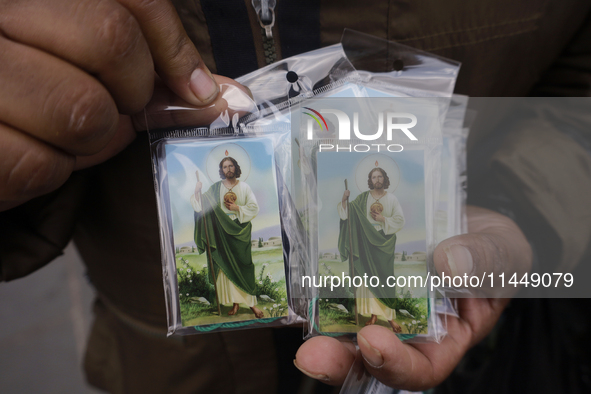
299 95 447 342
298 32 462 344
148 44 360 335
148 81 300 335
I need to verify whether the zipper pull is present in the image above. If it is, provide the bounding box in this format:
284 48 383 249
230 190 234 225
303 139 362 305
251 0 276 39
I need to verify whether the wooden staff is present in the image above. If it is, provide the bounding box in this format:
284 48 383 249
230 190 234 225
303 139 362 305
196 171 222 316
344 179 359 325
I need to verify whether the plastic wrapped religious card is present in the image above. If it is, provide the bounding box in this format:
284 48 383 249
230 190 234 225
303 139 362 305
297 96 447 342
313 150 431 336
150 129 297 335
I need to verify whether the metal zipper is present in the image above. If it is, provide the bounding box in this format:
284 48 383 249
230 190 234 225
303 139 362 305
251 0 277 65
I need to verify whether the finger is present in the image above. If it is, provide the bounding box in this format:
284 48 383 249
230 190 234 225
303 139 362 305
132 75 255 131
117 0 218 106
358 297 509 390
433 206 532 292
0 36 119 156
357 323 467 390
0 122 75 207
74 116 136 170
294 336 356 385
295 301 508 391
1 0 153 114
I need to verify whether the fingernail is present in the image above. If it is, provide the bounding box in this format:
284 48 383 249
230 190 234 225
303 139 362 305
189 68 219 103
444 245 474 277
358 334 384 368
293 359 330 381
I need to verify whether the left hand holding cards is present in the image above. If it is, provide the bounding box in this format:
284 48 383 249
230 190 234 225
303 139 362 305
294 206 532 388
0 0 251 211
74 75 252 171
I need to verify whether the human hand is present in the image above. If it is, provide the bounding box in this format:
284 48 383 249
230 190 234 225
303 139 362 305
194 181 203 195
294 206 532 389
371 212 385 223
0 0 250 211
342 190 351 206
225 202 240 212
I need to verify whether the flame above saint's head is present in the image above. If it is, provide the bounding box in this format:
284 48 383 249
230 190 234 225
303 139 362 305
375 160 379 167
225 150 229 156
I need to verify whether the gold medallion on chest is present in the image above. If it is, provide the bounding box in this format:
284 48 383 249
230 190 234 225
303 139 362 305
370 202 384 214
224 191 237 204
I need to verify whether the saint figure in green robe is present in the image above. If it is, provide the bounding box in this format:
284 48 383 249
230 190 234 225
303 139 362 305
338 167 404 332
191 156 264 318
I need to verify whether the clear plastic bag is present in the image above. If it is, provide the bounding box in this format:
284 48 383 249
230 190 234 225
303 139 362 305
295 32 462 344
298 95 449 343
146 32 466 340
148 44 358 335
149 124 304 335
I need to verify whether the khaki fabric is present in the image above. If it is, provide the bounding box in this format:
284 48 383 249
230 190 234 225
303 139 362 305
490 100 591 272
85 300 278 394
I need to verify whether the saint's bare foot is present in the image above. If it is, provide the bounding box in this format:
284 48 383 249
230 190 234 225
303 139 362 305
389 320 402 333
228 303 240 315
365 314 377 326
250 306 264 318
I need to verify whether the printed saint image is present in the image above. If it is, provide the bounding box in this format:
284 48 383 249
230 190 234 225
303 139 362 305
316 150 429 335
165 138 288 327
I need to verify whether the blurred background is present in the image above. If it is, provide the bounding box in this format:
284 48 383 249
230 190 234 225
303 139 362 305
0 242 101 393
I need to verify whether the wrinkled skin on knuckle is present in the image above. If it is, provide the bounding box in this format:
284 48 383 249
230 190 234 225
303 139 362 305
2 143 74 201
57 82 118 155
95 5 144 66
71 1 154 114
475 232 511 275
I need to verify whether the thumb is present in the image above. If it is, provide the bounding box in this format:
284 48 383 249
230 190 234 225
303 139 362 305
118 0 218 106
433 206 532 295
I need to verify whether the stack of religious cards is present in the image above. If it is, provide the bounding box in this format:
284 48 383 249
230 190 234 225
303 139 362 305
149 129 300 335
295 96 447 341
147 36 463 340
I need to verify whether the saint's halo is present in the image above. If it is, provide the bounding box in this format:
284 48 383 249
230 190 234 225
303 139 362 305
354 153 400 193
205 143 252 183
